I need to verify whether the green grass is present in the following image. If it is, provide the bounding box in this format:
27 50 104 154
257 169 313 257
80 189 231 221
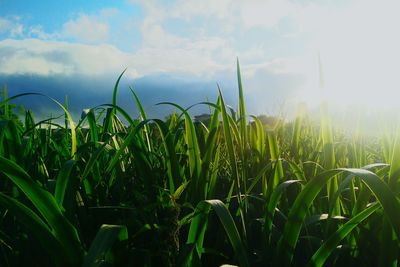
0 62 399 266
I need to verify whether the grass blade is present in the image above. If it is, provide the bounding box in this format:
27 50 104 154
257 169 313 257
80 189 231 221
277 168 400 266
0 193 66 265
0 156 83 263
54 159 76 208
308 202 380 267
187 199 249 267
83 224 128 267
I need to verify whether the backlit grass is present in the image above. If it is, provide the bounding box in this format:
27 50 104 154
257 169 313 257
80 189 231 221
0 62 399 266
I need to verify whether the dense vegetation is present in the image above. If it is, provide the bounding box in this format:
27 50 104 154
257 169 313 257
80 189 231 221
0 62 400 267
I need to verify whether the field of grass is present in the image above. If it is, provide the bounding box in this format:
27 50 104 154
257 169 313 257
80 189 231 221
0 62 399 267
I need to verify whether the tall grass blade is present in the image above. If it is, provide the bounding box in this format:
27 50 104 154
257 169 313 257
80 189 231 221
82 224 128 267
54 159 76 208
308 202 380 267
187 200 249 267
218 88 246 237
130 87 152 152
277 168 400 266
0 156 83 262
0 193 66 265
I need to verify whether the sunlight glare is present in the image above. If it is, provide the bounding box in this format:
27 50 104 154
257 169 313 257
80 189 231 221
297 0 400 111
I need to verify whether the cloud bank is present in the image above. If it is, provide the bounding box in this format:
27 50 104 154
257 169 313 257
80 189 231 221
2 0 399 120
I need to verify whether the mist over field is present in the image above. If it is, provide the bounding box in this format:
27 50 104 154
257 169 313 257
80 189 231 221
1 68 305 120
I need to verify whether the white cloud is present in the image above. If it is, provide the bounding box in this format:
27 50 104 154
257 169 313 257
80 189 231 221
239 0 295 29
27 9 117 44
0 39 134 76
121 1 236 76
28 25 57 40
147 0 302 31
0 37 231 78
62 14 110 43
0 1 320 83
0 1 304 81
170 0 232 20
0 16 24 37
9 24 24 37
129 0 301 34
123 0 317 79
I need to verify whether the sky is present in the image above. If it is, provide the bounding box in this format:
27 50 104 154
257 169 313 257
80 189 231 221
1 0 400 120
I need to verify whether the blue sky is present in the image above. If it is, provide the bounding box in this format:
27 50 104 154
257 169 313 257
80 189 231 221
1 0 400 119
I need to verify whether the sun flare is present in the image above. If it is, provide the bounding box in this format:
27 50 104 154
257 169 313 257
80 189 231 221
295 0 400 110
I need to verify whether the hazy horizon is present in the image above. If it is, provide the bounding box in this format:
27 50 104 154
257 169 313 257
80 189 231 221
1 0 400 125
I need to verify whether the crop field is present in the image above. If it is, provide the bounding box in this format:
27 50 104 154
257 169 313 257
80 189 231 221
0 63 399 267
